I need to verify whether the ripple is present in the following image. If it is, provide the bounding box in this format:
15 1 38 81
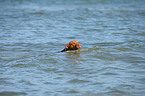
105 90 129 96
41 67 58 72
0 78 14 85
18 80 35 86
66 90 79 93
29 11 45 15
68 79 90 84
101 72 119 75
98 67 125 71
44 82 58 85
114 47 132 51
0 91 27 96
11 63 36 68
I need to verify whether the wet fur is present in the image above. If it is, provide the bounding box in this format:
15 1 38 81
61 41 81 52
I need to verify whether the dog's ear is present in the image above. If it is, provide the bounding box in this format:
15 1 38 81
65 44 69 50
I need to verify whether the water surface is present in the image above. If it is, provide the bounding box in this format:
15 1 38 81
0 0 145 96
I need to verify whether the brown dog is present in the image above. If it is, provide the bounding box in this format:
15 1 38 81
61 41 81 52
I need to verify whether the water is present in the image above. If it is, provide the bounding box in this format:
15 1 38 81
0 0 145 96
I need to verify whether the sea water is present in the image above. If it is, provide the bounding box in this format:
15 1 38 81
0 0 145 96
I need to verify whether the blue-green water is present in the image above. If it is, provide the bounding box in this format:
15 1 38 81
0 0 145 96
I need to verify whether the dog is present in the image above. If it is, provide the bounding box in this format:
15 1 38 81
61 41 81 52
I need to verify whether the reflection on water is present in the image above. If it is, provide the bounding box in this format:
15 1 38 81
66 52 80 59
65 51 81 65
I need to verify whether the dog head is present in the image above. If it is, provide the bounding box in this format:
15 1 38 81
61 41 81 52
